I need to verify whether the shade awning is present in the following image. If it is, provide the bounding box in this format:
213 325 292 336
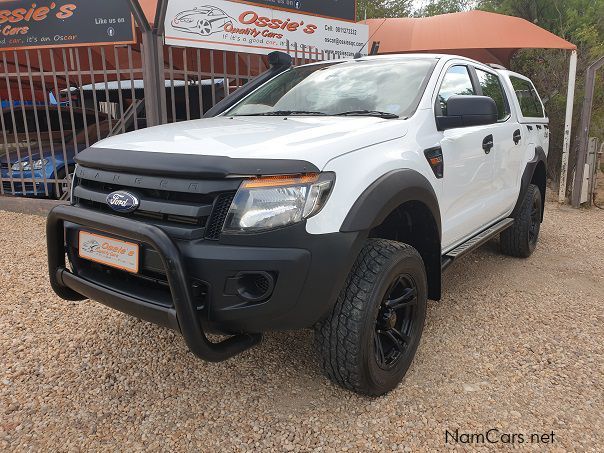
363 10 576 65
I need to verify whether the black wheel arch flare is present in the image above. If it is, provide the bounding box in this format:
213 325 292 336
513 146 547 221
340 169 443 300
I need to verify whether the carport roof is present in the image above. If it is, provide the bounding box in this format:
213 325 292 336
362 10 576 65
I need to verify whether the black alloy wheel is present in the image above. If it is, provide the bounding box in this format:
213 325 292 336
374 274 419 370
316 239 428 396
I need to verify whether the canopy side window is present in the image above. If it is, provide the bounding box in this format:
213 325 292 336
510 76 545 118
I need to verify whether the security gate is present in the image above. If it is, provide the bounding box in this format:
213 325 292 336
1 38 324 200
0 45 144 198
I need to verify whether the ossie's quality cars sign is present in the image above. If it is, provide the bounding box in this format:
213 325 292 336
164 0 368 58
0 1 135 50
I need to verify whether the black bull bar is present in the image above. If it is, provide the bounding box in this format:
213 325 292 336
47 204 261 362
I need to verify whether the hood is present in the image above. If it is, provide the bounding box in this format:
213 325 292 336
92 116 407 170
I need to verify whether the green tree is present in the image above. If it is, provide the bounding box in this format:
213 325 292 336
356 0 413 20
414 0 471 17
478 0 604 185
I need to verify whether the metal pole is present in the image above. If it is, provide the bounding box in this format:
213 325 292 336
152 0 169 124
558 49 577 204
586 138 599 204
128 0 151 32
571 55 604 207
141 31 160 126
128 0 166 127
155 0 169 37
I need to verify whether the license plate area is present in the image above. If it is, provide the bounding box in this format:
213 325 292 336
78 230 139 274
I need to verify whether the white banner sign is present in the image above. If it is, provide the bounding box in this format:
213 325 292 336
164 0 368 59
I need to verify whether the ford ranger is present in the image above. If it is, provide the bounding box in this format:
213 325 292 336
47 52 549 395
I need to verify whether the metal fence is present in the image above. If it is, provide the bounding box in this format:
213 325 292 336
161 46 269 123
160 42 325 124
0 44 144 199
0 39 325 200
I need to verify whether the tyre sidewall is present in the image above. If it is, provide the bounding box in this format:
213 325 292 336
527 186 542 254
360 249 428 395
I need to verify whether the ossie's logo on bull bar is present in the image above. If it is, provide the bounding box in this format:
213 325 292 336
225 9 318 39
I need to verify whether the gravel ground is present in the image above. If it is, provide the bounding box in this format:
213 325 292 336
1 202 602 452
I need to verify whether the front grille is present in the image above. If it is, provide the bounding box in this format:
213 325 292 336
73 166 241 240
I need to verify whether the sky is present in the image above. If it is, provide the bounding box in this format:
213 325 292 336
412 0 427 11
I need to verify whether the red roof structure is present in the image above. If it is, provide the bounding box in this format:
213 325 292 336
363 10 576 65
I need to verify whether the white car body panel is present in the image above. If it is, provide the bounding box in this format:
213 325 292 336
306 124 436 235
91 54 550 253
93 116 407 171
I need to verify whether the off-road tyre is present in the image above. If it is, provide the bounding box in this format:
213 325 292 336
500 184 542 258
315 239 427 396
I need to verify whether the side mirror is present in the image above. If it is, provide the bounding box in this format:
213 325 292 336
436 95 498 131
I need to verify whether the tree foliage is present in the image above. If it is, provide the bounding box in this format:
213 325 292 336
478 0 604 184
356 0 413 20
413 0 472 17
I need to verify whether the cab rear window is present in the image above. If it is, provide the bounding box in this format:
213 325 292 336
510 76 544 118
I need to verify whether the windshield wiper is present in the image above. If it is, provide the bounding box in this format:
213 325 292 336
335 110 400 119
239 110 327 116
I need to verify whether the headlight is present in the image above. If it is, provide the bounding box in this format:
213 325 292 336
11 159 48 171
32 159 48 170
223 173 335 233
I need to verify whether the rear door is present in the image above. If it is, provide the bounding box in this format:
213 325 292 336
508 75 550 155
435 64 499 248
472 66 522 216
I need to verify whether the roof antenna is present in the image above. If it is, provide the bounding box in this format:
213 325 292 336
355 18 387 58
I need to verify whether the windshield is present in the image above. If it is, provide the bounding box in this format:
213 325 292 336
225 59 435 118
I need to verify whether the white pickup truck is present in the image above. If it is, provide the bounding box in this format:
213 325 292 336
47 53 549 396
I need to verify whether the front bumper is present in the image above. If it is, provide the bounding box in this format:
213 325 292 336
48 205 362 361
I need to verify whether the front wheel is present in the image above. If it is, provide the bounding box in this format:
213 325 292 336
315 239 427 396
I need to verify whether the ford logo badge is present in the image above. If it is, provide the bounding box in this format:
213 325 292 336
106 191 140 213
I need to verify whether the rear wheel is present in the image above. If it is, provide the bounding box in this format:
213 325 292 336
315 239 427 396
500 184 542 258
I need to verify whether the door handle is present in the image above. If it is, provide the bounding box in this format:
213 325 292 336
482 135 494 154
513 129 522 145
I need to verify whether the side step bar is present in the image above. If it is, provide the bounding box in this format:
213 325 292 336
442 218 514 270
